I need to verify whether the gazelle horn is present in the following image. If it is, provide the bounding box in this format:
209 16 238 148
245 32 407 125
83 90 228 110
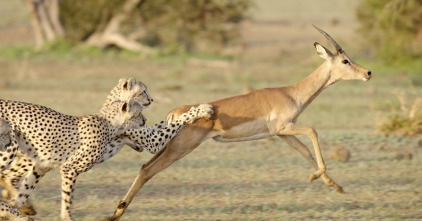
313 25 343 53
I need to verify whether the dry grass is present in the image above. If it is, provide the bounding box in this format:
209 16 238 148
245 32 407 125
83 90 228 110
0 0 421 220
378 91 422 136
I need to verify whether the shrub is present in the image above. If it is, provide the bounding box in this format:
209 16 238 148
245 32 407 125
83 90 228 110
60 0 252 53
378 92 422 136
356 0 422 62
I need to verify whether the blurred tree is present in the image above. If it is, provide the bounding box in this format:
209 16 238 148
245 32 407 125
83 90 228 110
27 0 251 54
26 0 65 49
356 0 422 62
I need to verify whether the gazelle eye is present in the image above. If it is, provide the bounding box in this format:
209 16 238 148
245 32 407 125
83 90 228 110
342 59 349 64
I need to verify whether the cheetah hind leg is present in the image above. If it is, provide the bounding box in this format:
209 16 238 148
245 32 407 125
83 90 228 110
1 188 37 216
0 200 33 221
0 158 38 215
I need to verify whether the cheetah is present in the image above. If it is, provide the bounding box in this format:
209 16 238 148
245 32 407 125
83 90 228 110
0 78 151 215
0 78 213 220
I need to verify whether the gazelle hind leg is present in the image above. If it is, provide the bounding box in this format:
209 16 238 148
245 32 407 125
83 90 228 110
109 146 199 220
280 135 344 193
108 124 212 221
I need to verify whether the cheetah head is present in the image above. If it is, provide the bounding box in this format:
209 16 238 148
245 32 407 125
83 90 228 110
118 78 154 109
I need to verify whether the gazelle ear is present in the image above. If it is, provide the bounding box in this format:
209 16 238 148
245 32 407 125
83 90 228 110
314 42 333 60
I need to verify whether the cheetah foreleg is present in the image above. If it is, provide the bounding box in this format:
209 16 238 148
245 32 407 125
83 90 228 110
149 120 167 132
120 137 144 153
59 167 78 221
124 104 213 154
167 104 214 125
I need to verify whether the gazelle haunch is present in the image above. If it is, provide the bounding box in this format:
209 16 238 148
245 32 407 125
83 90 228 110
108 26 371 220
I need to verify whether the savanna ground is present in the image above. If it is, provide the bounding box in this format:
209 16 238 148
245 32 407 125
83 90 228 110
0 1 421 220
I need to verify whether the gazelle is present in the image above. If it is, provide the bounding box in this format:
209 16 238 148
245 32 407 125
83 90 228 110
107 26 372 220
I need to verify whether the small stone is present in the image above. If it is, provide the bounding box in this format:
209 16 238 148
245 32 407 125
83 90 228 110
328 145 351 162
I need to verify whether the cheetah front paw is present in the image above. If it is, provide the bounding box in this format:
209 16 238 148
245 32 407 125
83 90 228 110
190 104 214 120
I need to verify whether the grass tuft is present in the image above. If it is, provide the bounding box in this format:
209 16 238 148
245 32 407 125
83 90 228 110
378 91 422 136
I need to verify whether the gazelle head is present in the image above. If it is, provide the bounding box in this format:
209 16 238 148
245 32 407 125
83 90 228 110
313 25 371 82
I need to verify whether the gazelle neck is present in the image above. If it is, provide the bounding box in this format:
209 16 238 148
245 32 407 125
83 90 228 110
286 61 336 111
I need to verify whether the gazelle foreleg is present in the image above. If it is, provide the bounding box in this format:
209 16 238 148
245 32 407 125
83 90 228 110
278 124 326 182
279 135 344 193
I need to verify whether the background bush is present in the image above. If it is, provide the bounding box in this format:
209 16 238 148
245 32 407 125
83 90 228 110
60 0 252 54
356 0 422 62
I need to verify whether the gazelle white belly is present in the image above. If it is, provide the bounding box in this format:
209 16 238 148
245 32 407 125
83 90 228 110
213 132 272 142
212 119 272 142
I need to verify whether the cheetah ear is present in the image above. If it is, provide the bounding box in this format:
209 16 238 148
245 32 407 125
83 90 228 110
121 102 129 113
123 78 136 90
123 81 129 90
121 100 136 114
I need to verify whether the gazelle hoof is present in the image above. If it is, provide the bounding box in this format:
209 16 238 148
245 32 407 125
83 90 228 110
334 184 345 194
309 173 318 182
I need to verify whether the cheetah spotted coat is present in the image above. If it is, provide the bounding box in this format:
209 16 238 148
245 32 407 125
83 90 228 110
0 78 213 220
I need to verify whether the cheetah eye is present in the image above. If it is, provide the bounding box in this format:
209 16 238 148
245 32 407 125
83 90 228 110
136 91 144 97
342 59 349 64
